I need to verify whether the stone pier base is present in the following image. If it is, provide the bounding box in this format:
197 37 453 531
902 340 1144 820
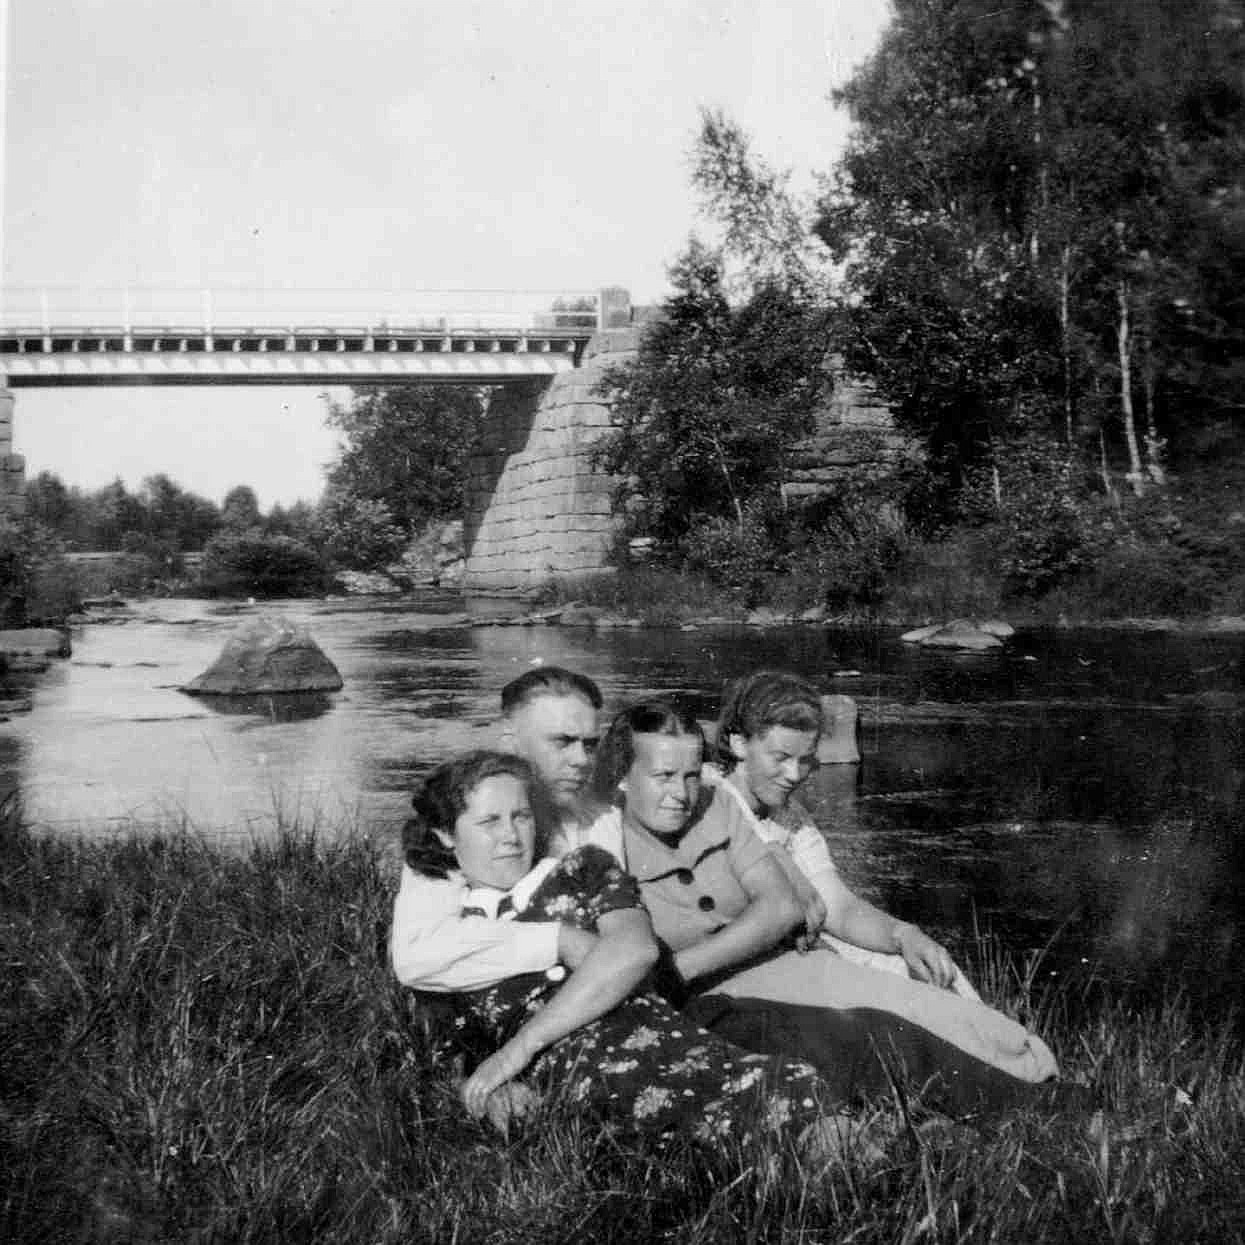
463 327 639 596
0 389 26 519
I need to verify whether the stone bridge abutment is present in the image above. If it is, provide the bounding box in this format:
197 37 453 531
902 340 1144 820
0 387 25 519
462 325 639 595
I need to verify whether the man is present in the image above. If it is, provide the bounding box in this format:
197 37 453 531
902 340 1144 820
496 666 621 859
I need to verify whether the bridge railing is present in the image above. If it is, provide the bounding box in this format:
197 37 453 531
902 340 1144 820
0 287 613 334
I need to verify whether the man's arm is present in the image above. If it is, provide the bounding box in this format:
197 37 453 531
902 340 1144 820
671 853 803 985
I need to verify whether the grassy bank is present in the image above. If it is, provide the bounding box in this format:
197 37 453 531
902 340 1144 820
4 816 1244 1243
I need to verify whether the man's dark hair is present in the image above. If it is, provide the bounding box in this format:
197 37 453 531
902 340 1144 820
591 699 705 802
403 750 536 877
714 670 823 770
500 665 603 715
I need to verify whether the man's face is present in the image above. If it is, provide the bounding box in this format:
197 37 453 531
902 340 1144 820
620 732 703 837
504 692 600 812
729 725 819 811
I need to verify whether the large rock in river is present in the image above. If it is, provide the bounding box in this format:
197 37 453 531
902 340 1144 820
182 615 343 695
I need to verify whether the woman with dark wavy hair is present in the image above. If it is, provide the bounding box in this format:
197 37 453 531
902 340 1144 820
390 749 855 1151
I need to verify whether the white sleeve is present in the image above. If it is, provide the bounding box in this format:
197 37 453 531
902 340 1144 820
389 866 561 992
784 820 842 903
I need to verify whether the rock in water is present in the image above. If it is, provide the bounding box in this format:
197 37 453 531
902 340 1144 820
182 616 343 695
919 619 1004 651
901 619 1005 651
818 694 861 764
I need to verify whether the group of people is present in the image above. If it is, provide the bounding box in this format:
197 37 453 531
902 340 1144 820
390 666 1083 1157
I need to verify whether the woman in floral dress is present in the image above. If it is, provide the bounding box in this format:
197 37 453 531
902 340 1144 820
394 749 837 1146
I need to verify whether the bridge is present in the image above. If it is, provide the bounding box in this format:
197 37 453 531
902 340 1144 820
0 285 641 595
0 286 632 385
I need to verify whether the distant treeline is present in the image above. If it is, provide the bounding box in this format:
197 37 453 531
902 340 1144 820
24 472 317 558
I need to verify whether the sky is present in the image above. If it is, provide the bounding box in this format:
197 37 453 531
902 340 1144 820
2 0 892 509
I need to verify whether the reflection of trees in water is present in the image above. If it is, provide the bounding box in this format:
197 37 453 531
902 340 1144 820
808 701 1245 1016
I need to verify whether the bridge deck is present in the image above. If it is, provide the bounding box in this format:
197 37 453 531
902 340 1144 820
0 325 592 386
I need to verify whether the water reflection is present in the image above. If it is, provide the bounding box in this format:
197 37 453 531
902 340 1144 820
188 692 336 721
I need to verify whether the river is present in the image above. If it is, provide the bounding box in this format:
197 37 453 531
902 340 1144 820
3 595 1243 1010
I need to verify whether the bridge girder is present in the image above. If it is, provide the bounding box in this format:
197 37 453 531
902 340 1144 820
0 326 590 386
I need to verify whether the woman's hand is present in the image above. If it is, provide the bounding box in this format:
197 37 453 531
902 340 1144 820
460 1034 536 1120
894 923 956 990
483 1082 541 1137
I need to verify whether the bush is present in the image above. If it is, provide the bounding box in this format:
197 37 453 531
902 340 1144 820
0 517 79 625
961 440 1106 598
199 530 332 598
680 506 778 602
1082 540 1217 617
784 492 911 612
880 531 1005 622
317 494 408 571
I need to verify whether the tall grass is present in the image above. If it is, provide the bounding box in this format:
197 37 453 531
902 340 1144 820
3 813 1244 1243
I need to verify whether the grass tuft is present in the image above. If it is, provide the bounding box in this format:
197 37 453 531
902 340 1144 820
3 816 1244 1242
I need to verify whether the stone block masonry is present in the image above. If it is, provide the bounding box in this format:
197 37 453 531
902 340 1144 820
462 327 640 596
785 371 920 502
0 389 26 519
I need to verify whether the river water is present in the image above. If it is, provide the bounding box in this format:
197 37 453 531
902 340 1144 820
3 595 1243 1009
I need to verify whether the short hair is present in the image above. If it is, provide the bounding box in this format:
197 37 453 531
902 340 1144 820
500 665 603 716
714 670 824 770
402 750 536 877
591 699 705 802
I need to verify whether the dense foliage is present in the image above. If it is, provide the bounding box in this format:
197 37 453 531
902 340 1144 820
198 529 332 598
599 0 1245 613
821 0 1245 494
0 516 78 625
323 385 485 535
25 471 222 556
595 244 832 549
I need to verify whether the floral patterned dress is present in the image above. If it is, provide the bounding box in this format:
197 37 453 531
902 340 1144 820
446 846 831 1143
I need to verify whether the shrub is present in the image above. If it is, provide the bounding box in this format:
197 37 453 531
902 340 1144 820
199 530 332 598
317 494 408 571
784 493 911 612
680 507 778 602
961 439 1106 598
0 517 79 625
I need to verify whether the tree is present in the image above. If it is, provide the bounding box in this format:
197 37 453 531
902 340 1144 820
691 108 830 298
323 386 485 535
316 488 407 570
139 474 220 550
220 485 262 532
24 472 74 536
595 241 832 547
820 0 1245 501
